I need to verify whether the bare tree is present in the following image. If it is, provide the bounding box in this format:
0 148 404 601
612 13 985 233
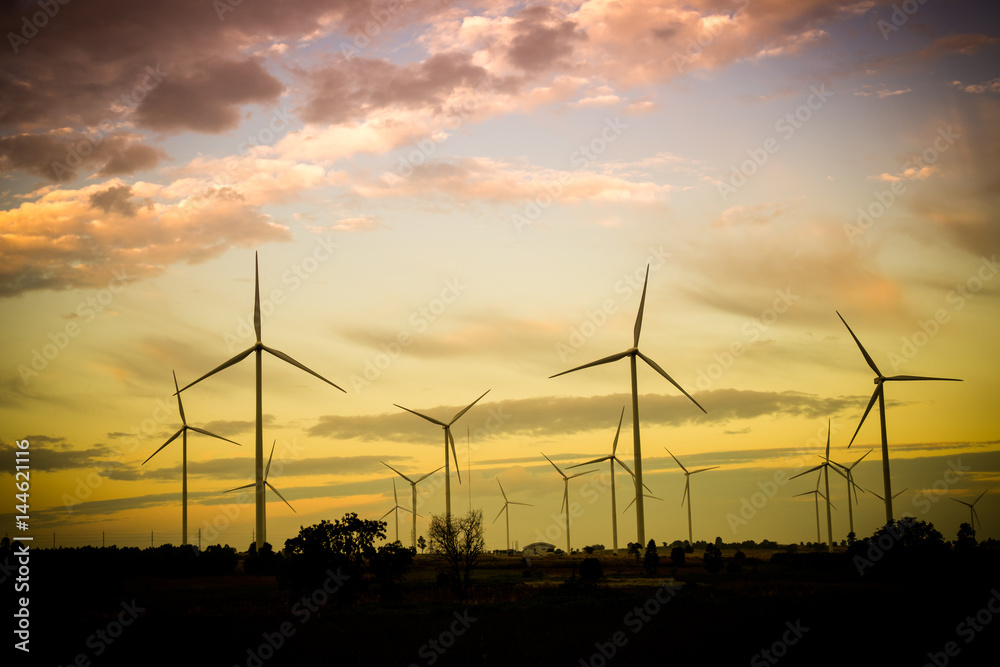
428 509 485 593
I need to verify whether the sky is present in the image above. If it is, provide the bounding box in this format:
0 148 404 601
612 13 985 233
1 0 998 552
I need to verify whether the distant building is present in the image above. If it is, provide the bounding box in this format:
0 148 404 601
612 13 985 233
521 542 556 557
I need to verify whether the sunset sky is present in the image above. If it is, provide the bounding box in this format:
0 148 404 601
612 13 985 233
1 0 998 552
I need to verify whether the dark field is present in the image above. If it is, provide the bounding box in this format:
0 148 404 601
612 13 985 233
20 547 1000 666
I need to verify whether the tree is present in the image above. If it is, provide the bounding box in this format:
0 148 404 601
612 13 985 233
627 541 642 561
428 509 485 594
643 539 659 576
703 543 722 574
955 522 977 552
670 546 686 566
417 535 427 554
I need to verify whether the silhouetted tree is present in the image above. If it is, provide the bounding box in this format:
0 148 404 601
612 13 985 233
428 509 485 595
417 535 427 554
955 522 977 552
670 546 686 566
703 543 723 574
627 541 642 561
643 539 659 576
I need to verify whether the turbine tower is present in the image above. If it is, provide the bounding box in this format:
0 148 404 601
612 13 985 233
394 390 490 519
837 311 961 524
551 265 706 546
493 477 532 553
789 421 836 548
381 462 442 549
225 440 296 520
825 449 871 538
142 370 241 546
178 253 344 550
380 479 413 544
568 407 640 556
664 447 719 545
542 453 596 553
950 489 989 535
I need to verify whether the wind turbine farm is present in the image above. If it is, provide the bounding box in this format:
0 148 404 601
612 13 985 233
4 2 1000 663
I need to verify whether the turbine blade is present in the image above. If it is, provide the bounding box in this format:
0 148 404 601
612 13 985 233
266 481 295 512
254 253 261 343
394 404 447 427
415 466 445 483
177 346 255 393
510 501 532 507
689 466 720 475
634 265 649 347
568 455 612 468
851 449 874 469
561 486 568 515
142 428 184 465
885 375 962 382
950 498 972 508
497 478 508 501
849 386 881 448
393 479 399 504
614 457 636 478
637 351 706 414
566 469 597 480
493 505 506 524
549 350 631 379
825 419 831 459
172 370 186 425
225 482 254 493
829 465 849 481
542 452 566 478
264 439 276 480
664 447 688 473
381 461 415 484
448 429 462 484
836 311 881 376
448 389 491 425
790 464 824 480
263 345 346 392
972 489 989 506
681 479 689 507
186 426 242 447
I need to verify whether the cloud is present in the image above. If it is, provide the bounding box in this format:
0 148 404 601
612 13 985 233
0 131 166 181
134 59 283 133
0 180 291 298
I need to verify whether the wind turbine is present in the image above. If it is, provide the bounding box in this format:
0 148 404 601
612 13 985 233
394 390 490 519
664 447 720 545
142 370 241 546
789 420 836 548
551 265 706 546
178 253 345 550
493 477 532 554
225 440 296 520
380 479 413 544
567 407 640 556
825 448 872 538
542 453 596 553
623 492 662 512
794 479 834 544
837 311 961 524
950 489 989 534
381 461 442 550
